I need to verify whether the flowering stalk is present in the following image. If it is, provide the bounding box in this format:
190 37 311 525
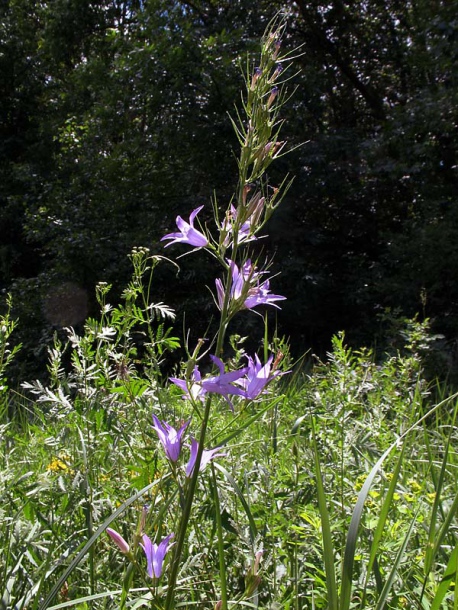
211 463 228 609
164 392 213 610
160 16 294 610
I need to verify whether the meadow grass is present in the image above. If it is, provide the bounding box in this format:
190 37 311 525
1 292 457 609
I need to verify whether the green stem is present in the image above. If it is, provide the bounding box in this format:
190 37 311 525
164 394 213 610
211 463 228 609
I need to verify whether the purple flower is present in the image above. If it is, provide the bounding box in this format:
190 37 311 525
106 527 130 554
236 354 284 400
152 415 190 462
244 277 286 309
161 206 208 248
216 260 285 312
221 205 257 247
170 356 246 409
215 260 261 307
169 366 205 402
185 438 226 477
141 533 174 579
201 355 247 403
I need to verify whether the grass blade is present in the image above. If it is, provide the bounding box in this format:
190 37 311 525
310 416 338 610
360 443 406 607
339 391 458 610
214 462 258 545
430 540 458 610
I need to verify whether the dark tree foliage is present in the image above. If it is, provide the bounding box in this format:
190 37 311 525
1 0 458 381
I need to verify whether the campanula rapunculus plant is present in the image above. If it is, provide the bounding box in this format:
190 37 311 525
104 17 295 610
158 18 294 610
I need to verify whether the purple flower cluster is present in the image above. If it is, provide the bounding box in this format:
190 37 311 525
170 352 283 407
160 205 286 314
149 351 283 476
215 260 285 312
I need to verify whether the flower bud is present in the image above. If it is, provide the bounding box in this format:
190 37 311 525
250 196 265 227
242 182 253 205
250 67 262 90
254 549 264 573
273 39 282 59
140 504 149 533
270 63 283 82
267 87 279 108
107 528 130 554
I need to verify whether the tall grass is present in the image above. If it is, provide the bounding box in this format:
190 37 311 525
2 288 456 608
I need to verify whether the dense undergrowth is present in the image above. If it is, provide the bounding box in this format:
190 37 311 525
1 270 457 609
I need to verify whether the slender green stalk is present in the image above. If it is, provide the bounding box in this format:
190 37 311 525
164 394 213 610
211 463 228 609
310 415 338 610
360 443 406 607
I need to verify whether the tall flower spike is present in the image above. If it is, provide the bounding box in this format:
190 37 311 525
161 206 208 248
142 533 174 579
152 415 190 462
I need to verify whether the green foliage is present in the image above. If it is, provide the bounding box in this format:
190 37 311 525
0 294 21 420
23 247 180 406
0 294 21 386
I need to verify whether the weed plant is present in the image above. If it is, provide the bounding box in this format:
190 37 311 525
1 16 457 610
